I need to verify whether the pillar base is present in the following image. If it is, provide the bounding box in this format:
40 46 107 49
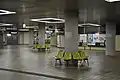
106 52 116 57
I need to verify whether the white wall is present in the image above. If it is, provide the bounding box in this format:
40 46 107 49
19 32 29 45
50 36 57 46
57 35 64 48
24 32 29 44
19 32 24 44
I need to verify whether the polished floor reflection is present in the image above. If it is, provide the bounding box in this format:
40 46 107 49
0 45 120 80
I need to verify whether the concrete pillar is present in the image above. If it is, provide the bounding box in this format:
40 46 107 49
22 32 24 44
38 23 45 45
64 12 79 52
106 22 116 56
3 31 7 45
3 31 6 42
0 31 3 46
29 29 34 46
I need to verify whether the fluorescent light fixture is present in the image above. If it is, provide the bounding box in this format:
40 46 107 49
7 34 11 36
0 9 16 15
43 21 64 24
46 31 53 33
6 28 17 30
30 18 65 23
19 29 29 31
25 26 38 29
31 18 65 21
0 23 13 26
23 24 26 28
34 30 38 31
11 32 17 34
105 0 120 2
78 23 101 27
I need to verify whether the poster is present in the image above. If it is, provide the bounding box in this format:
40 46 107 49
87 34 95 45
79 33 106 46
93 34 105 43
93 34 99 42
87 34 93 43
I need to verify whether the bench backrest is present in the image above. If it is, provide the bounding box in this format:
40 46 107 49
56 50 63 58
36 44 41 48
72 52 81 60
63 52 72 60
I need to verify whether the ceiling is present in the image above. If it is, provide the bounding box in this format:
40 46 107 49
0 0 120 28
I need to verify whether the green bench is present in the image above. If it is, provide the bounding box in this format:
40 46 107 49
54 50 89 66
32 44 50 52
54 50 63 65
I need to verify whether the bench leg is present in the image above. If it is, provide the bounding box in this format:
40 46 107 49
38 48 41 52
55 59 62 65
59 59 62 65
55 59 57 66
80 60 85 67
86 60 89 66
82 59 89 66
65 60 69 66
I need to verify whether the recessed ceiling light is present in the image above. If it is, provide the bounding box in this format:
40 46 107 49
105 0 120 2
78 23 101 27
0 9 16 15
30 18 65 23
0 23 13 26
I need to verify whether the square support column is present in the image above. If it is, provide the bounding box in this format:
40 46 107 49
106 22 116 56
29 29 34 46
64 12 79 52
38 23 45 45
3 31 6 43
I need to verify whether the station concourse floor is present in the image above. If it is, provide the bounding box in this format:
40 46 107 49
0 45 120 80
